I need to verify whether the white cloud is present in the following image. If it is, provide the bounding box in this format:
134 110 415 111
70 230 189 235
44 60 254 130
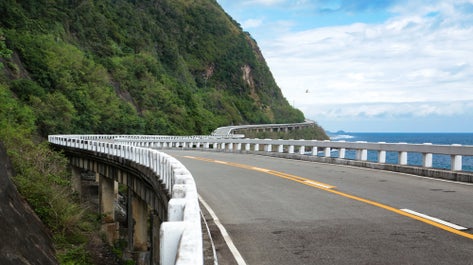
243 0 286 6
242 18 264 29
301 101 473 120
260 1 473 125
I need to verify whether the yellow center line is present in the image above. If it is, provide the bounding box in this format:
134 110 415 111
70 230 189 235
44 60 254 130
183 156 335 189
182 155 473 240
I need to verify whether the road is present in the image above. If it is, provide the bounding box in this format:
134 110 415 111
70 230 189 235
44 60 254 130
164 150 473 265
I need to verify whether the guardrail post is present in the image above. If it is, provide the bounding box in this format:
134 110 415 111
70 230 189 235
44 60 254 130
311 145 318 156
451 144 462 171
254 142 260 151
299 144 305 154
278 140 284 153
324 147 331 157
265 139 272 152
399 143 408 165
339 147 346 158
336 141 346 158
322 140 330 157
355 141 368 161
422 143 433 167
377 142 386 163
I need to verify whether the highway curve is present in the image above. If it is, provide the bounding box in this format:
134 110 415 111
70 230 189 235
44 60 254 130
164 150 473 265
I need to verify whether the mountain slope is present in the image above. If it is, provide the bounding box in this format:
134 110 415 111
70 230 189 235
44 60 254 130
0 0 307 136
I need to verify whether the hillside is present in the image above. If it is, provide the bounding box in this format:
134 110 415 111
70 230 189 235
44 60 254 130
0 0 308 137
0 1 327 263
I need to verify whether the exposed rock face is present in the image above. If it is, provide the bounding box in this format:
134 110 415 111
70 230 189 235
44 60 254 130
0 142 58 265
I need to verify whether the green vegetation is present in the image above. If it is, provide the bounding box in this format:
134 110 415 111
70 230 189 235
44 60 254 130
0 85 97 264
0 0 326 263
0 0 307 137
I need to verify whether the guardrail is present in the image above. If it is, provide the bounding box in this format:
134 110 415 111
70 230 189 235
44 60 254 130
48 135 202 265
119 137 473 183
212 119 316 135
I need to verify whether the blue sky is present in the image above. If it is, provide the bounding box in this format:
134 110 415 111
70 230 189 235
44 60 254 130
217 0 473 132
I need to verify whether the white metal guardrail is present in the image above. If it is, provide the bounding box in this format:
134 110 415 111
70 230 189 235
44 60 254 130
48 135 202 265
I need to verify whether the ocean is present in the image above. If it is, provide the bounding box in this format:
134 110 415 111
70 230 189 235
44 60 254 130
327 132 473 172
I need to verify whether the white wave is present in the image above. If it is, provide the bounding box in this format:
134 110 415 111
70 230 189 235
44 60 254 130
330 134 355 140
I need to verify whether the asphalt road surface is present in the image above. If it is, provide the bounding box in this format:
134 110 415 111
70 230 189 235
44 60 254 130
164 150 473 265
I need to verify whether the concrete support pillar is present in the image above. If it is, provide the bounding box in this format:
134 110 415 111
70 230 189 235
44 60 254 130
99 175 119 245
99 176 115 222
245 143 251 151
132 193 149 252
288 145 294 154
71 166 82 197
254 143 260 151
451 144 462 171
228 143 233 151
151 212 161 265
265 143 272 152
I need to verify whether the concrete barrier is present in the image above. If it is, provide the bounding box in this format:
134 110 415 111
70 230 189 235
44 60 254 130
123 137 473 183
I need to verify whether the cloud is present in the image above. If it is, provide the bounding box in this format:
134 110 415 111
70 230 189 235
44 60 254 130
242 0 286 6
261 1 473 115
300 101 473 120
242 18 264 28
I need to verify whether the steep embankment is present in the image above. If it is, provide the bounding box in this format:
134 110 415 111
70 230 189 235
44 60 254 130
0 142 58 265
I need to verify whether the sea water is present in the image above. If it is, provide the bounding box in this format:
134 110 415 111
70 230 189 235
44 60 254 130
328 132 473 172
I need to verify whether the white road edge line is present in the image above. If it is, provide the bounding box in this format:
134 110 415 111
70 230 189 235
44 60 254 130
400 209 469 231
199 195 248 265
200 209 218 265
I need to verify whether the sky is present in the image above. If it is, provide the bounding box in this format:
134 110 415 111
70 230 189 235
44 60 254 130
216 0 473 132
